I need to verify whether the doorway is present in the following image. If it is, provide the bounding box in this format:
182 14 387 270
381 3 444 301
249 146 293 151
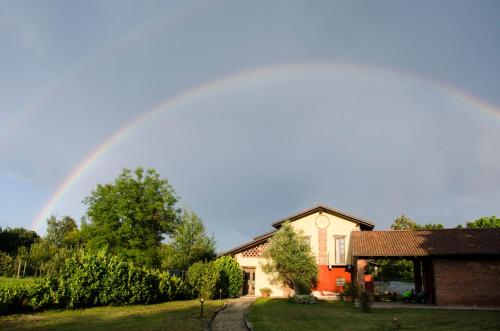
242 267 256 295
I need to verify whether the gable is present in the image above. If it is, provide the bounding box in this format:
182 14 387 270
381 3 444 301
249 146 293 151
271 204 374 230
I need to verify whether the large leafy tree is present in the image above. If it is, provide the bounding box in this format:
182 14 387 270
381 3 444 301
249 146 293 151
0 227 39 255
81 167 179 267
161 209 216 270
262 221 318 294
466 216 500 228
46 215 80 248
391 215 418 230
391 215 444 230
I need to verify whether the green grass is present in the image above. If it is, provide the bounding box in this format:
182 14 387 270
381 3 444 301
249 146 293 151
0 299 223 331
0 277 35 288
248 298 500 331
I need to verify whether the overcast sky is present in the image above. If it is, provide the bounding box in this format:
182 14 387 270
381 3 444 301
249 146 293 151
1 0 499 252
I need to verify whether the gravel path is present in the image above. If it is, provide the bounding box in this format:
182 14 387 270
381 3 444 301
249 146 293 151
211 296 256 331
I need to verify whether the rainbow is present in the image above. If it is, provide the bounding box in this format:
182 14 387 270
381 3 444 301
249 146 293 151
30 62 500 232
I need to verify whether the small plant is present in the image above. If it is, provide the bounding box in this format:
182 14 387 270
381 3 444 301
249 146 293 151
359 291 373 313
260 287 272 297
290 294 316 304
341 281 358 302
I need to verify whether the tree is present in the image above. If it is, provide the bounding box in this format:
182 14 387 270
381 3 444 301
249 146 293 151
466 216 500 229
419 223 444 230
46 215 80 248
391 215 418 230
374 259 413 281
262 221 318 294
390 215 444 230
81 167 180 267
28 239 61 277
0 227 39 255
161 210 216 270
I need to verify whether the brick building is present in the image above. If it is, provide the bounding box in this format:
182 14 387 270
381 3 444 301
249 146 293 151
351 229 500 306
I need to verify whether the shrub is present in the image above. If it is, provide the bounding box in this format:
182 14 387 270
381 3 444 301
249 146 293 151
187 261 219 299
58 250 189 308
29 276 59 310
359 291 373 312
342 281 358 297
0 286 31 315
290 294 316 304
214 256 243 298
1 249 190 315
293 279 311 295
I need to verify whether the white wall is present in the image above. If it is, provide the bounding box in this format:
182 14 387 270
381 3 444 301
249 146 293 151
235 210 361 297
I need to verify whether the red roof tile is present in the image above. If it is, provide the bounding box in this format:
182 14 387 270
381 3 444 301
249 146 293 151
351 229 500 257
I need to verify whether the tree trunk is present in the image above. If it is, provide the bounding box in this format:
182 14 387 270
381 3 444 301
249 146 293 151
17 258 21 279
23 260 27 277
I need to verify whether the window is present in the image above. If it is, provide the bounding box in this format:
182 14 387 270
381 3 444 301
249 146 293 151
334 236 345 264
336 277 346 286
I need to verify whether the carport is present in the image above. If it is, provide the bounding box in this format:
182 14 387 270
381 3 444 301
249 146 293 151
350 229 500 306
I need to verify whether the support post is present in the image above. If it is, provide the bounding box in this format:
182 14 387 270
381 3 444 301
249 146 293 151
414 259 422 293
356 258 367 291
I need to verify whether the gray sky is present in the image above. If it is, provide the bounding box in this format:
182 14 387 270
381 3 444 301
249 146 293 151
1 0 499 252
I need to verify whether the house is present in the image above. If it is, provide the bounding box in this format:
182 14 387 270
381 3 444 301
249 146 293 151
220 204 500 307
219 204 374 297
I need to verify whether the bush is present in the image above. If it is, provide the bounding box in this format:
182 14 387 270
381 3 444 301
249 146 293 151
342 281 358 297
187 261 219 299
290 294 316 304
0 286 31 315
29 276 59 310
214 256 243 298
359 291 373 312
293 279 311 295
0 249 190 315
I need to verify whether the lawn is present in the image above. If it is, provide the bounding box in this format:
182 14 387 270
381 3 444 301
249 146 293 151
0 277 35 288
0 299 223 331
248 298 500 331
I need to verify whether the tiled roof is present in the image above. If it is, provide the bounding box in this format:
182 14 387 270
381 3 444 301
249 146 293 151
351 229 500 257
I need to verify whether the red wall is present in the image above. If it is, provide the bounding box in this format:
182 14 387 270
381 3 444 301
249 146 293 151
315 265 352 292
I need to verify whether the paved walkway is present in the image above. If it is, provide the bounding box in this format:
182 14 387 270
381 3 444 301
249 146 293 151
211 296 256 331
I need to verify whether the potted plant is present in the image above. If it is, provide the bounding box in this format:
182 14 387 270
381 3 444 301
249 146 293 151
341 282 358 302
260 287 272 297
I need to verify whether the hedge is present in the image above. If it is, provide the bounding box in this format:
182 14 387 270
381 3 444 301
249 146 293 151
0 249 189 315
